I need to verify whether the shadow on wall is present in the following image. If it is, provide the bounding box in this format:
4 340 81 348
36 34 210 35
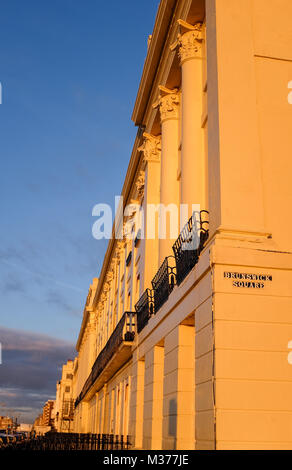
168 399 177 450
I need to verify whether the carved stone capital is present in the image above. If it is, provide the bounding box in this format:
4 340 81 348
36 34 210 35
103 282 110 293
138 132 161 162
153 86 179 123
97 302 104 314
115 241 125 261
170 21 203 64
105 272 113 284
135 171 145 201
87 313 97 334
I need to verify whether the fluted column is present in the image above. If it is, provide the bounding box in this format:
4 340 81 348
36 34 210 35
171 21 205 220
153 86 180 265
138 133 161 290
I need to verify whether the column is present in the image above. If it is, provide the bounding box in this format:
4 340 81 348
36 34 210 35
95 392 99 433
138 133 161 289
81 402 89 433
171 21 205 220
153 87 180 264
87 311 97 369
101 384 108 434
163 324 195 450
143 346 164 450
128 356 145 449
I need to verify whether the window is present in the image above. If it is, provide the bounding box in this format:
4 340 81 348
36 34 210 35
135 274 140 303
65 386 70 393
66 373 73 380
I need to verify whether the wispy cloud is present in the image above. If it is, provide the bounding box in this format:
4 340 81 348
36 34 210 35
0 327 75 423
0 258 86 294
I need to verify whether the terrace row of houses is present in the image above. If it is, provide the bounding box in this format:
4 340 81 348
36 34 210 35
38 0 292 450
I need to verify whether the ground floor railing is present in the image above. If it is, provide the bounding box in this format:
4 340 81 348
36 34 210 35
1 433 131 451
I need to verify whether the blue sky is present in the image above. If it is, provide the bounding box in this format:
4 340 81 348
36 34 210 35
0 0 159 422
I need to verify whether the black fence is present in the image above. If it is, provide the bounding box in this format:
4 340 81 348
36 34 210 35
1 433 131 451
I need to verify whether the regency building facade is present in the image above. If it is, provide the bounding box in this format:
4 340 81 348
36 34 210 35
54 360 74 433
71 0 292 450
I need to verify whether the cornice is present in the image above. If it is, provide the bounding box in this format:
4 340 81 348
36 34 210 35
131 0 177 125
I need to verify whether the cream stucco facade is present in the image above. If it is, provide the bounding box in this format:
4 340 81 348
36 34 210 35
54 359 74 432
70 0 292 450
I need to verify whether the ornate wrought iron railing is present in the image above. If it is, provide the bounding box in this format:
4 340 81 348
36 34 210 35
75 312 135 408
135 288 154 333
151 256 176 313
1 433 131 451
172 210 209 285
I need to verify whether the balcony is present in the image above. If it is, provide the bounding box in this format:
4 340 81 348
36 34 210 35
135 288 154 333
75 312 135 408
133 211 209 336
172 210 209 285
151 256 176 313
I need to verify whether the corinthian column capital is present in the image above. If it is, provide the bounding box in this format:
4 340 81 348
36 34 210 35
170 20 203 64
138 132 161 162
153 86 180 123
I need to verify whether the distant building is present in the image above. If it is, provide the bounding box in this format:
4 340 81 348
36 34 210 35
0 416 13 432
54 360 74 432
32 401 55 436
42 400 55 428
18 423 32 433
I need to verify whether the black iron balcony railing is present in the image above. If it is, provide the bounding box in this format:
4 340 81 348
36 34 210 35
151 256 176 313
75 312 135 408
126 251 132 266
1 433 131 451
172 210 209 286
135 288 154 333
